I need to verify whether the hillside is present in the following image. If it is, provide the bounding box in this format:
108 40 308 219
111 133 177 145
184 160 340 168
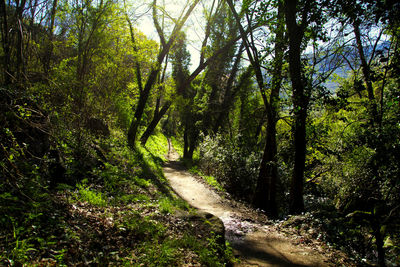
0 90 233 265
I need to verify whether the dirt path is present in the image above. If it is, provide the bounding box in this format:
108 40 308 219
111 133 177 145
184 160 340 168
163 143 332 267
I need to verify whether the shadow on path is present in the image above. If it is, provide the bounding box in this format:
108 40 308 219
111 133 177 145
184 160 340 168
163 140 330 267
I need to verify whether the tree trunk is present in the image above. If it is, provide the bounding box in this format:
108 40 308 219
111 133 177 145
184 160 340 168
371 218 386 267
43 0 58 74
289 107 307 213
127 0 200 148
253 119 278 216
128 70 159 148
188 141 195 160
353 21 379 125
183 123 189 159
375 228 386 267
140 101 171 146
16 0 27 80
0 0 10 84
213 42 244 133
285 0 308 214
253 1 284 217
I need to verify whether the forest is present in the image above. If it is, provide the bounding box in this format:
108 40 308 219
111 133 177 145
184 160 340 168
0 0 399 265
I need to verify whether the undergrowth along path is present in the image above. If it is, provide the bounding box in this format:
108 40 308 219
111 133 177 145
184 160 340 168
163 142 332 267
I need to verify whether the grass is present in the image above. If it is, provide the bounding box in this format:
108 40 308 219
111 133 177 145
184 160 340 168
170 136 184 157
189 166 225 192
76 180 107 207
0 128 235 266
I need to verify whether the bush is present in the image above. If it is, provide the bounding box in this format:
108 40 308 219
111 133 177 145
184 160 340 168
198 134 260 201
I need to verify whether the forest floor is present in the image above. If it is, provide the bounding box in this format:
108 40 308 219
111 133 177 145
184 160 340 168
164 143 348 266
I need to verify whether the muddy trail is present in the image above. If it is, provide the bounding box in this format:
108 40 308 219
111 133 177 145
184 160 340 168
163 143 332 267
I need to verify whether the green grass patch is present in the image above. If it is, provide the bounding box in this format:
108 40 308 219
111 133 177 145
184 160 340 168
119 212 166 239
158 196 189 214
136 131 169 180
76 181 107 207
118 193 150 204
170 136 184 157
131 238 181 266
158 197 175 214
143 131 169 161
178 233 237 267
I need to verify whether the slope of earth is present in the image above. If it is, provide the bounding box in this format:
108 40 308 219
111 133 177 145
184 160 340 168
164 144 350 266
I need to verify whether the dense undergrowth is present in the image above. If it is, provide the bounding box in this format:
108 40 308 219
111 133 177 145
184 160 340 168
0 90 233 266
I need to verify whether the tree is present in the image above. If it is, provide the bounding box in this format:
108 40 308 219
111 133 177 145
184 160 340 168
227 0 285 216
138 0 242 148
322 1 400 265
126 0 200 149
169 31 196 159
202 1 239 134
284 0 315 214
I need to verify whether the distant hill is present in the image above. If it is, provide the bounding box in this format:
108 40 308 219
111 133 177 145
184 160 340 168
314 41 391 93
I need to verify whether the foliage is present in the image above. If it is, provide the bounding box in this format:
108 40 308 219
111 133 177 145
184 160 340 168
76 180 107 207
189 166 225 192
1 0 400 265
199 134 260 201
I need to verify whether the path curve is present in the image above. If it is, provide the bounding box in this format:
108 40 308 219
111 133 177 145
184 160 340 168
163 144 331 266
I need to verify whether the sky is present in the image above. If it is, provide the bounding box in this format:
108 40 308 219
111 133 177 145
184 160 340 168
134 0 208 71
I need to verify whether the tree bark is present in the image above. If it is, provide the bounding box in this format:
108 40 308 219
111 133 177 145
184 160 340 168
254 121 278 215
253 1 285 217
140 101 171 145
127 0 200 149
285 0 309 214
127 70 159 148
0 0 11 84
43 0 58 75
373 222 386 267
353 21 379 125
183 123 189 159
213 42 244 133
16 0 27 80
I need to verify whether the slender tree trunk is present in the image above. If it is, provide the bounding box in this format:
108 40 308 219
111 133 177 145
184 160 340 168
127 0 200 148
44 0 58 74
354 21 387 266
140 55 169 146
213 43 244 133
371 217 386 267
290 106 307 213
0 0 11 84
253 1 284 217
183 123 189 159
375 228 386 267
353 21 379 125
285 0 308 214
254 120 278 215
16 0 27 80
140 101 171 145
187 140 195 160
128 70 159 148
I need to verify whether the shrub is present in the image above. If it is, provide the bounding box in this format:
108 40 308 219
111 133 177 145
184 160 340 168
198 134 260 201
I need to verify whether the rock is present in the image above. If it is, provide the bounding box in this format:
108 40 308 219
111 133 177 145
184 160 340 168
181 211 226 251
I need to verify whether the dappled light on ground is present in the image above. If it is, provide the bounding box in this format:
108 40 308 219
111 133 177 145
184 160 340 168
164 145 332 267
